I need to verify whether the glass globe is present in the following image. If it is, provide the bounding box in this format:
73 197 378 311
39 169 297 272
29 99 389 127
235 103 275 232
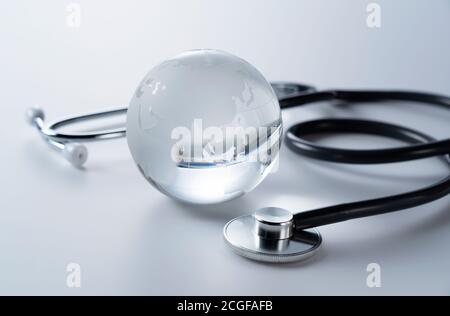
126 49 282 204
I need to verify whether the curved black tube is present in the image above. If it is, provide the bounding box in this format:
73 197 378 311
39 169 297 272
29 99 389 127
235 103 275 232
277 88 450 230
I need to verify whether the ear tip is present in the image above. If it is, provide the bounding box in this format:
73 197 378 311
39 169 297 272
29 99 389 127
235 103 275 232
25 106 45 125
64 143 88 167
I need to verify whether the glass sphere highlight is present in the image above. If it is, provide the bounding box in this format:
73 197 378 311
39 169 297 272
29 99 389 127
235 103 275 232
126 49 282 204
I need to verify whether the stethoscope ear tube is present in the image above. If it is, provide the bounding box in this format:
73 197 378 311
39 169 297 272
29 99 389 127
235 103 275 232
24 83 311 167
281 90 450 231
26 106 127 167
286 118 450 163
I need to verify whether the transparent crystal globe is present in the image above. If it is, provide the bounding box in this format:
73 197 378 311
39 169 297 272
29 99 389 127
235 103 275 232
126 49 282 204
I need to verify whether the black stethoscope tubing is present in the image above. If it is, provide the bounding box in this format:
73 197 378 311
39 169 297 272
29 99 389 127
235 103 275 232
275 85 450 231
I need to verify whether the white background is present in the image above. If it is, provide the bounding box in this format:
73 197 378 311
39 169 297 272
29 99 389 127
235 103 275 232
1 0 449 295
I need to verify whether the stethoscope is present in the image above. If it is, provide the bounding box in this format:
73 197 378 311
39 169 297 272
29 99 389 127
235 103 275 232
26 63 450 264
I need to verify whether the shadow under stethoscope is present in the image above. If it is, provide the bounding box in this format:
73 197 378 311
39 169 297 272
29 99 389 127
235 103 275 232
25 128 450 269
22 139 88 179
23 136 132 175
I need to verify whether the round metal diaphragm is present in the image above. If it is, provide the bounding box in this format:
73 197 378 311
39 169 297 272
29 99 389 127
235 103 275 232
223 210 322 263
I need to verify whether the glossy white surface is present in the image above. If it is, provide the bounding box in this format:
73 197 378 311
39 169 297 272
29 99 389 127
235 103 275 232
1 0 450 295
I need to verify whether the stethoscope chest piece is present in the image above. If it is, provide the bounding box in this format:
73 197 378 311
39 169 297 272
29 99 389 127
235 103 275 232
223 207 322 263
